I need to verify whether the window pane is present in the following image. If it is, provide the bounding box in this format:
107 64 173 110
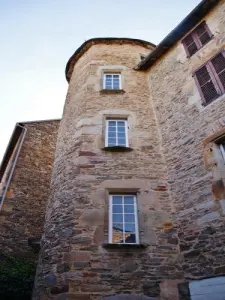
108 131 116 138
113 223 123 231
113 205 123 213
112 196 122 204
117 121 125 127
113 214 123 223
112 223 123 243
124 205 134 213
124 214 135 223
108 121 116 126
118 138 126 144
124 196 134 204
108 127 116 132
118 127 125 132
106 74 112 78
125 233 136 244
108 138 116 145
113 83 120 89
118 132 125 138
113 74 120 78
124 223 135 232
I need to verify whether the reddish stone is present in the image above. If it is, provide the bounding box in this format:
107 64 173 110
79 151 96 156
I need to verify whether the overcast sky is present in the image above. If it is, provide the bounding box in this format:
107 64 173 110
0 0 201 163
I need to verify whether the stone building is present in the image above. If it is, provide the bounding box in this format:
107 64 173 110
1 0 225 299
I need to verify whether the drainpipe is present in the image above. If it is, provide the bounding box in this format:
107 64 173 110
0 123 27 212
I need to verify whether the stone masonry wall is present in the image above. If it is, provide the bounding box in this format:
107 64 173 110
34 42 182 300
0 120 59 257
149 0 225 280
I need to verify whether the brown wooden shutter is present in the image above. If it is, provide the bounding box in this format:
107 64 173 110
210 51 225 93
183 34 198 57
182 22 212 57
195 64 220 104
195 22 212 46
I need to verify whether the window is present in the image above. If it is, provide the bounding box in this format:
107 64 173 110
220 143 225 162
194 51 225 105
182 22 212 57
105 120 128 147
109 195 139 244
103 73 121 90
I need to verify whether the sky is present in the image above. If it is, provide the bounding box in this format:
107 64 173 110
0 0 201 163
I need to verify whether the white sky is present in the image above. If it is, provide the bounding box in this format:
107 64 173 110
0 0 200 163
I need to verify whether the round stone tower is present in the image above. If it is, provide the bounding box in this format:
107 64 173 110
33 38 180 300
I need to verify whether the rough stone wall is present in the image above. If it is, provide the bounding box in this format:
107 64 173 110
34 42 181 300
0 120 59 257
149 0 225 280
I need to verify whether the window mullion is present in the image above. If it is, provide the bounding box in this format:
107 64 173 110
122 196 125 243
109 196 112 243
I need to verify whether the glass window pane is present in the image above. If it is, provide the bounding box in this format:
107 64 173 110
124 214 135 223
117 127 125 133
112 223 124 243
124 205 134 213
125 233 136 244
124 196 134 204
118 138 126 143
108 127 116 132
113 74 120 78
117 121 125 127
113 214 123 223
124 223 135 232
113 205 123 213
112 196 122 204
108 131 116 138
108 138 116 144
105 74 112 78
113 233 123 243
118 139 126 146
108 121 116 126
113 84 120 89
113 223 123 231
118 132 125 138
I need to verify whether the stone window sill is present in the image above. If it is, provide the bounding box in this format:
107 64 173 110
100 89 125 94
102 146 133 152
102 243 147 249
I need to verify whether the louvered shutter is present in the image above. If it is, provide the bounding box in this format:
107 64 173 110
210 51 225 93
195 22 212 46
183 34 198 57
195 64 220 104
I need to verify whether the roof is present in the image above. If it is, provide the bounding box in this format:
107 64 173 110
136 0 220 70
65 37 156 82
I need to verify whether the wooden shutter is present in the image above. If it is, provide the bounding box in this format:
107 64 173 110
182 22 212 57
195 22 212 47
183 34 198 57
195 64 220 104
210 51 225 93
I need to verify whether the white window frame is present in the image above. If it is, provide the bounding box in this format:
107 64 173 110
103 73 121 90
220 144 225 162
105 119 129 147
108 194 140 245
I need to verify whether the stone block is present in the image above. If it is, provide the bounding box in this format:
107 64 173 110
196 212 219 225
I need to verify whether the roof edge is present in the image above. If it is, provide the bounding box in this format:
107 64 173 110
65 37 156 82
136 0 220 70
